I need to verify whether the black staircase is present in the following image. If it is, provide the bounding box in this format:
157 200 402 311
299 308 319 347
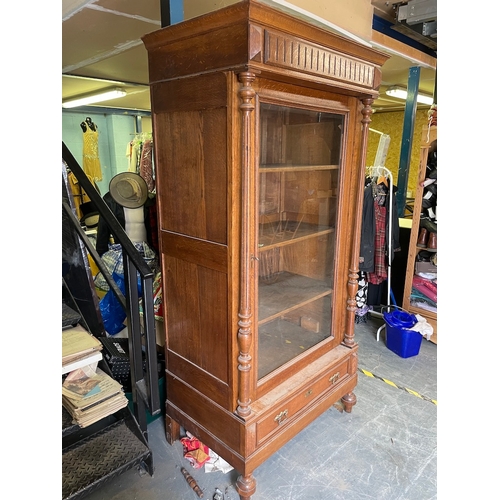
62 142 160 499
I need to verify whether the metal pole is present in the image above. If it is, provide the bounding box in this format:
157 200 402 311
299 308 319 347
160 0 184 27
396 66 420 217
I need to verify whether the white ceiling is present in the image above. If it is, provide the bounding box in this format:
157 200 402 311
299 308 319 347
62 0 437 113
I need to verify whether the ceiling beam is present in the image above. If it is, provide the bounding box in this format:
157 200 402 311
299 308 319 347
371 30 436 70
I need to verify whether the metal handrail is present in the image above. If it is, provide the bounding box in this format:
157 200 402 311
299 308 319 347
63 142 153 279
62 141 160 436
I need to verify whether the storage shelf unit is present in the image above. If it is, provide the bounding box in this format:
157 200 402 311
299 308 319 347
402 125 437 343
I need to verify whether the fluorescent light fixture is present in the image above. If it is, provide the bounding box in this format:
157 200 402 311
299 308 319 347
386 86 434 106
62 88 127 108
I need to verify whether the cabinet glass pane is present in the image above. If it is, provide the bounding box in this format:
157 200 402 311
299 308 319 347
258 103 344 379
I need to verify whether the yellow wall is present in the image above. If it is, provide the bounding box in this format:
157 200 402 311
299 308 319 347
366 109 429 199
184 0 374 40
270 0 374 40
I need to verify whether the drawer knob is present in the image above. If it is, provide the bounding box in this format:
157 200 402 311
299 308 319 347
305 389 313 398
329 372 340 384
274 409 288 425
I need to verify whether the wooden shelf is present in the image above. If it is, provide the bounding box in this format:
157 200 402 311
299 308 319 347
258 272 332 324
258 224 334 250
260 164 340 172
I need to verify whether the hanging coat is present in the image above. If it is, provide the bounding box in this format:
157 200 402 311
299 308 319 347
359 184 401 274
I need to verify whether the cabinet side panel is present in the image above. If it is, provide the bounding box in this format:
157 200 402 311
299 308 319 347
163 254 229 383
153 108 227 244
198 265 230 377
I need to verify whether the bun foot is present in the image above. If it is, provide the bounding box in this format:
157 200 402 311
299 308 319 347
236 473 256 500
342 391 357 413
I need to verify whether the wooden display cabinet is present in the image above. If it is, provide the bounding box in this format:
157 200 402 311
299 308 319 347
143 1 388 498
402 125 438 343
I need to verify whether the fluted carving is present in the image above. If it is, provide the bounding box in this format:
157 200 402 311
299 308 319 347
236 71 256 418
344 98 373 348
265 30 375 87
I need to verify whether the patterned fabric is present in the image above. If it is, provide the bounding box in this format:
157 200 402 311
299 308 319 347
152 272 163 320
355 272 370 324
139 271 164 321
367 202 387 285
356 272 368 308
94 241 158 292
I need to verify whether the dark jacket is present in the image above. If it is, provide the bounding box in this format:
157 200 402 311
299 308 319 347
359 184 400 273
96 192 158 256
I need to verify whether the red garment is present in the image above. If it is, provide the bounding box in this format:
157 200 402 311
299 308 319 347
367 202 387 285
139 139 155 192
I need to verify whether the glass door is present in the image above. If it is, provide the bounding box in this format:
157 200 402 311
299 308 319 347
257 102 345 379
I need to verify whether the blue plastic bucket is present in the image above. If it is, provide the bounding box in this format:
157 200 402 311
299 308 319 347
383 310 422 358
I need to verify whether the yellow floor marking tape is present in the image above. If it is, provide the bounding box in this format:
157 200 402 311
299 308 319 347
359 368 437 406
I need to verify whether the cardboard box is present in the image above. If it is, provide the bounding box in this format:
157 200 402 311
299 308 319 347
415 262 437 274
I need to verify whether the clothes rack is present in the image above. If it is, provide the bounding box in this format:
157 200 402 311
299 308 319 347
365 165 393 307
364 129 396 339
130 132 153 141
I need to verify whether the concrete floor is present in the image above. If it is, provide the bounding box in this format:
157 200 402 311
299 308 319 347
84 315 437 500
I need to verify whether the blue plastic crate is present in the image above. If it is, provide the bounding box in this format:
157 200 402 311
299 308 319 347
383 310 422 358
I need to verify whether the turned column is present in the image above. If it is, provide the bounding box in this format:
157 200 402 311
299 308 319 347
234 70 258 500
236 71 257 418
344 98 374 348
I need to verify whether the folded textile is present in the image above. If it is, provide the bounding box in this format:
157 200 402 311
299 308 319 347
416 272 437 280
410 288 437 308
410 300 437 313
413 275 437 294
410 289 437 313
412 276 437 303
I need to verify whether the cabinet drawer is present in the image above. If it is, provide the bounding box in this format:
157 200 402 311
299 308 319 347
256 358 349 445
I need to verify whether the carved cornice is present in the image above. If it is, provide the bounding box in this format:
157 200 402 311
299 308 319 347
264 30 375 89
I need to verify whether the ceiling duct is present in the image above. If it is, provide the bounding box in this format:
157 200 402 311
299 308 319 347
393 0 437 50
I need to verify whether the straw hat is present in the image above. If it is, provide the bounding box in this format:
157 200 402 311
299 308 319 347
109 172 148 208
79 201 100 228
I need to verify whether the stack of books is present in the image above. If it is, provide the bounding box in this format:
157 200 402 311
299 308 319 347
62 324 128 427
62 366 128 428
62 324 103 374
